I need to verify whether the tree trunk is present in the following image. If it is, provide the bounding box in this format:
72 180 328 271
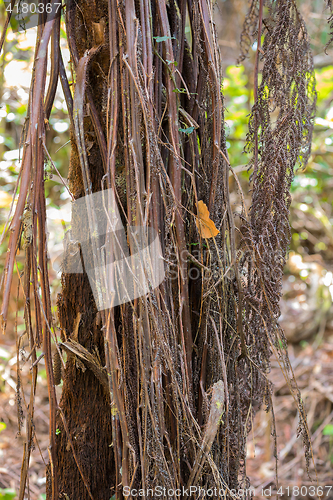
52 2 116 498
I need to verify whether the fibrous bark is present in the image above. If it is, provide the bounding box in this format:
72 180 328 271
0 0 318 499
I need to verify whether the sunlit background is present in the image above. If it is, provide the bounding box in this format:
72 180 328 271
0 1 333 499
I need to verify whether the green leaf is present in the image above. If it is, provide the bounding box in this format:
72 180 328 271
0 488 16 500
154 36 175 43
166 59 177 66
0 422 6 433
179 126 195 135
37 368 47 380
323 424 333 436
56 428 61 435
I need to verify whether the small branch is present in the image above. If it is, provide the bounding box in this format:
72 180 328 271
252 0 264 184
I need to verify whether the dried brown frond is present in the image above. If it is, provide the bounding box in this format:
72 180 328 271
324 1 333 52
239 0 317 478
237 0 261 64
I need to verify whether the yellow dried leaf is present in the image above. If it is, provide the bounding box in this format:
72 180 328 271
196 200 219 239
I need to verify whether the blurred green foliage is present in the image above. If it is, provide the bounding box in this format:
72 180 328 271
323 424 333 435
0 489 16 500
223 65 251 167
